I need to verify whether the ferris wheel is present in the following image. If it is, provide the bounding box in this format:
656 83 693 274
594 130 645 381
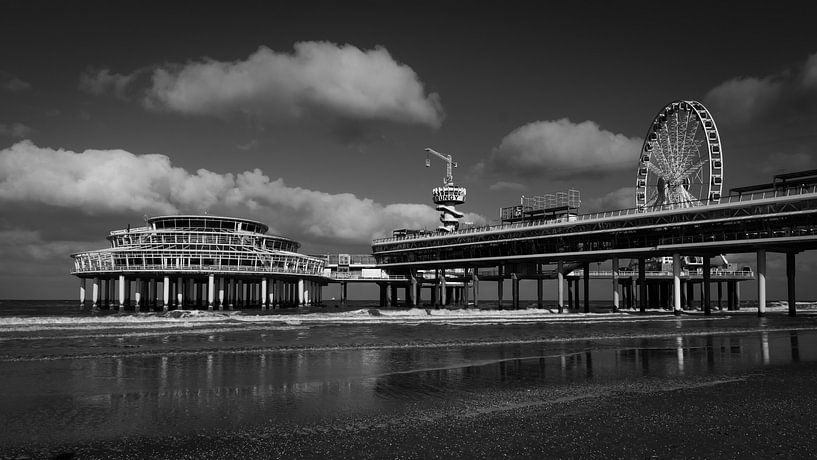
635 100 724 210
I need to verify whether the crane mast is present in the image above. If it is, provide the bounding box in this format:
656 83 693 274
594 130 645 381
423 147 467 232
424 147 457 186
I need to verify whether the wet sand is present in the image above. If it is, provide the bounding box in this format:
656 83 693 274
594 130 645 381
2 309 817 458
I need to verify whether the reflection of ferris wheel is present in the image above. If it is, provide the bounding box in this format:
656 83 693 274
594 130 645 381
635 100 724 209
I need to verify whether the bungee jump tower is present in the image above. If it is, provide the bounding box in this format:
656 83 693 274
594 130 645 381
425 147 467 232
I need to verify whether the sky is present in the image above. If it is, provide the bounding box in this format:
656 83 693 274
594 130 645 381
2 0 817 300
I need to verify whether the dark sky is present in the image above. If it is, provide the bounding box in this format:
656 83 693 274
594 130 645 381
2 1 817 299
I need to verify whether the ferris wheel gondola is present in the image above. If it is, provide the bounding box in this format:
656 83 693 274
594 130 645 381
635 100 723 210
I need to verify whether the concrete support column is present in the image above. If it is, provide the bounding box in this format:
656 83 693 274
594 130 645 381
703 257 711 316
735 281 741 310
757 249 766 317
638 258 647 313
207 274 214 311
463 275 469 306
511 272 519 309
557 261 564 314
686 281 694 309
717 282 723 311
239 279 246 308
150 278 158 310
298 279 305 306
612 258 620 312
268 279 275 308
118 274 126 312
162 276 169 311
218 277 225 311
472 272 479 308
176 276 183 309
672 253 682 316
439 270 447 306
79 278 87 309
390 284 398 307
109 278 115 308
536 269 543 308
582 262 590 313
787 252 797 317
409 275 417 307
340 281 348 305
497 266 504 309
567 279 573 309
261 278 268 310
92 277 99 310
134 278 142 312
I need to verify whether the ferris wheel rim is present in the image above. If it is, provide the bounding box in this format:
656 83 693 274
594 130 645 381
635 99 724 210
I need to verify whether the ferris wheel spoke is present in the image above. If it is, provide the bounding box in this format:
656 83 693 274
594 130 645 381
678 159 707 181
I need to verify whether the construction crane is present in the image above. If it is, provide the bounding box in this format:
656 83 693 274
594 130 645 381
424 147 458 186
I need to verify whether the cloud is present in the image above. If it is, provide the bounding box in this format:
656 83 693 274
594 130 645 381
0 71 30 92
760 152 817 175
705 51 817 125
86 42 443 129
582 187 634 212
79 68 139 100
488 181 526 192
481 119 642 180
0 141 485 245
0 122 35 138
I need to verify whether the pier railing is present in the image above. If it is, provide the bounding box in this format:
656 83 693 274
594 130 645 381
373 185 817 244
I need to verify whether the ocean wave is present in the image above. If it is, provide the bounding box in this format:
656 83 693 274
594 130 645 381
0 308 716 333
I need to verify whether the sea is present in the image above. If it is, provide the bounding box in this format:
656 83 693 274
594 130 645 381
2 299 817 458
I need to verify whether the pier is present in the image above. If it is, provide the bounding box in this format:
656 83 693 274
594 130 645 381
372 183 817 316
71 215 327 311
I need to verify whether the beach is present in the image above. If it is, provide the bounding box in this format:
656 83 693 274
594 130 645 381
1 302 817 458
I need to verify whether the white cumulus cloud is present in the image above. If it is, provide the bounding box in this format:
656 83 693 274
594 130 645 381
705 51 817 125
0 141 484 245
483 119 642 180
85 42 444 129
